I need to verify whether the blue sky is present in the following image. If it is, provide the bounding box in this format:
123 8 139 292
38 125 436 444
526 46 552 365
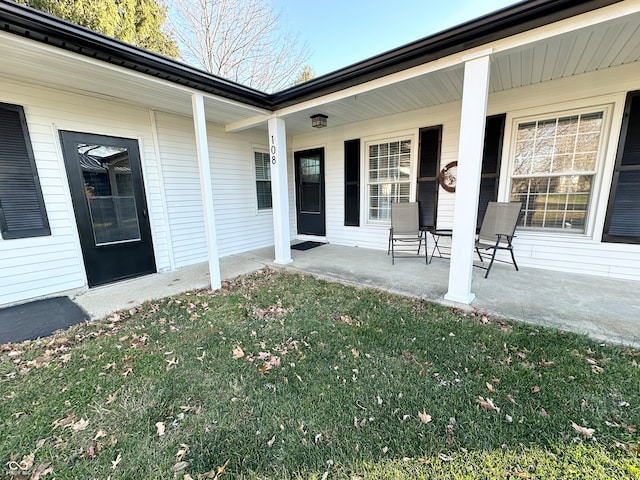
272 0 522 76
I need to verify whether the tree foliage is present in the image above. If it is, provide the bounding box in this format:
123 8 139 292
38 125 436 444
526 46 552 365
293 65 316 86
169 0 310 93
16 0 179 58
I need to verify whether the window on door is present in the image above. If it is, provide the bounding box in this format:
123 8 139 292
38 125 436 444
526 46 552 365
254 151 272 210
366 138 412 221
509 110 605 232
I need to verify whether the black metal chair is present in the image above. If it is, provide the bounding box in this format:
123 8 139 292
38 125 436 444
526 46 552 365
475 201 523 278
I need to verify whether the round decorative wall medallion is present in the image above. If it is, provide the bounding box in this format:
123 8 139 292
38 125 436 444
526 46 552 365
439 161 458 193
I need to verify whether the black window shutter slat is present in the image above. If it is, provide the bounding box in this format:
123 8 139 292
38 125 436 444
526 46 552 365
417 126 442 229
477 114 506 226
621 93 640 166
0 103 51 239
344 139 360 226
603 91 640 243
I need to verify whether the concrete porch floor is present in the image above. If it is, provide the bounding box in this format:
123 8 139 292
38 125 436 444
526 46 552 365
73 243 640 348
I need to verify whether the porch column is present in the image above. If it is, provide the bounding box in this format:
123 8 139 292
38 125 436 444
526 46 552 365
192 93 222 289
267 117 292 264
445 52 491 304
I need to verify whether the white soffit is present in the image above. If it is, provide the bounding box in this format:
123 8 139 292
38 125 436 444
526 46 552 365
0 33 269 125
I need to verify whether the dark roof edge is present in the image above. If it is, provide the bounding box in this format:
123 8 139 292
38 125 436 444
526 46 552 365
0 0 625 111
270 0 624 109
0 0 271 109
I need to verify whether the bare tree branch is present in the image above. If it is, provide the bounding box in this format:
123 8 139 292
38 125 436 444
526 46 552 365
169 0 310 92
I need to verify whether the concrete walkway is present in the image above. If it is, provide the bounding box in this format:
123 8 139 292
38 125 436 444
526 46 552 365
73 244 640 348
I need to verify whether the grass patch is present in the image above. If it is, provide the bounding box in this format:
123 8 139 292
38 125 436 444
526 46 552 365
1 269 639 479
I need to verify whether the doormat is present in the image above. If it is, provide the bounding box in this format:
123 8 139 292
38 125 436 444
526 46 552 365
0 297 89 344
291 241 325 251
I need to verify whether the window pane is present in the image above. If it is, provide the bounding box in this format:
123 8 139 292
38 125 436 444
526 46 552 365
254 151 272 210
367 138 412 221
254 152 271 181
511 111 602 232
578 112 603 133
256 181 272 209
79 144 141 245
557 116 578 135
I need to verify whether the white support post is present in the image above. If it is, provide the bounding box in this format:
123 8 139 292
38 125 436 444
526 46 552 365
445 53 491 304
267 117 292 264
192 93 222 289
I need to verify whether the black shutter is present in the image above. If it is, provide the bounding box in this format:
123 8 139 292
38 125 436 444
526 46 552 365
477 114 506 227
417 126 442 229
0 103 50 239
603 91 640 243
344 139 360 226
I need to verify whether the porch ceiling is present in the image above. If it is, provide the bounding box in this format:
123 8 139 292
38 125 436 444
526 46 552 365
0 32 269 126
278 10 640 136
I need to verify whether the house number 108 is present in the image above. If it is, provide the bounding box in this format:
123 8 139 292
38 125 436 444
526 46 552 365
271 136 277 165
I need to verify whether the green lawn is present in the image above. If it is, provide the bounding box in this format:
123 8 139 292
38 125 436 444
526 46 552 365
1 270 639 479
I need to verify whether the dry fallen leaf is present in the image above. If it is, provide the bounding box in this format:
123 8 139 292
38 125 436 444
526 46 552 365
531 386 541 393
486 382 496 393
259 362 272 375
214 459 229 478
52 414 76 429
18 452 35 470
172 461 189 472
269 355 281 368
267 435 276 448
175 444 189 461
71 418 90 432
477 396 501 413
418 411 432 424
155 422 166 437
508 469 529 478
571 421 595 439
29 463 53 480
232 346 245 359
540 408 550 418
111 453 122 470
165 357 179 371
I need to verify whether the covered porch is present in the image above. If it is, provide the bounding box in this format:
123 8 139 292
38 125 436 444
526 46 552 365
74 243 640 348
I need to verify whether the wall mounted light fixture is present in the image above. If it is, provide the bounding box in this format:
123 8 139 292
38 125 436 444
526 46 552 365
310 114 328 128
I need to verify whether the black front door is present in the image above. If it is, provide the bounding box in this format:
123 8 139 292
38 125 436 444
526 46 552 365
294 148 325 236
60 131 156 287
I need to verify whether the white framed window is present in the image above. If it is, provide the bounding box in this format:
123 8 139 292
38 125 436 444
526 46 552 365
254 150 272 210
509 110 606 233
366 138 412 222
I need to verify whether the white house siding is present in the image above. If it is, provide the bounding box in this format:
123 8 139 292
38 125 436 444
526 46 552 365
289 62 640 281
291 102 461 251
153 112 275 268
0 80 169 307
